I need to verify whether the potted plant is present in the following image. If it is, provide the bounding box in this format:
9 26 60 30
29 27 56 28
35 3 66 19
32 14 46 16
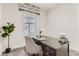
1 22 15 53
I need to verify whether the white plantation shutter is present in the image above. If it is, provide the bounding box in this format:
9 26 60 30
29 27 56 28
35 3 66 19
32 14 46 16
23 12 37 37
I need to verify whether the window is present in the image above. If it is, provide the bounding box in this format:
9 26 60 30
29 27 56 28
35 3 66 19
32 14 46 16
24 12 36 37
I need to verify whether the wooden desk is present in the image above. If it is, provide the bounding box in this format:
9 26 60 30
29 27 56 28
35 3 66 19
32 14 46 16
32 36 69 56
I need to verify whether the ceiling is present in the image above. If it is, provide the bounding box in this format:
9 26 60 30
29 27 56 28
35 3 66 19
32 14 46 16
31 3 60 11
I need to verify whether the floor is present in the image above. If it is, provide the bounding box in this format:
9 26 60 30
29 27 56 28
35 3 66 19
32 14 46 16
1 47 28 56
1 46 79 56
70 49 79 56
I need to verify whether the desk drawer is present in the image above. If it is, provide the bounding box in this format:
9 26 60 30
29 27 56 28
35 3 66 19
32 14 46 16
42 44 56 56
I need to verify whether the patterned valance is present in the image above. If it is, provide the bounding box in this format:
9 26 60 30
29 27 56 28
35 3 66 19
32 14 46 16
19 3 40 15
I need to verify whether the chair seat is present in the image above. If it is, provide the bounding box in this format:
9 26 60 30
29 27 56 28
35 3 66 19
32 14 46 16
24 36 42 55
26 46 42 54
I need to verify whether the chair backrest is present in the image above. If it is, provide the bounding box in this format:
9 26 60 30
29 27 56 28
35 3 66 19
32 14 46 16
25 36 37 45
32 38 42 46
25 36 39 53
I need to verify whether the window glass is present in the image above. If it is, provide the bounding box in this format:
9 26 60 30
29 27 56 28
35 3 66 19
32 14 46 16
24 13 36 37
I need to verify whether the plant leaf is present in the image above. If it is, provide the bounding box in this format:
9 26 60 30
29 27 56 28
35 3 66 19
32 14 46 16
1 23 15 38
9 24 15 33
2 26 9 33
2 33 8 38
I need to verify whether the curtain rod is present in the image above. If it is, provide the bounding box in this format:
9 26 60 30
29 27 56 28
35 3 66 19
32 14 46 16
19 8 40 15
19 3 40 15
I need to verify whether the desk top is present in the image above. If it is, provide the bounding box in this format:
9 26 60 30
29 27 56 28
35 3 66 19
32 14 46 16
33 35 68 49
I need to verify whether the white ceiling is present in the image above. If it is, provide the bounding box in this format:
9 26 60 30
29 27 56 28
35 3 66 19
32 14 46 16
31 3 60 10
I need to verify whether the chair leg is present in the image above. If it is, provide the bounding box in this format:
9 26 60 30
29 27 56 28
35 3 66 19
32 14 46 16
23 46 28 55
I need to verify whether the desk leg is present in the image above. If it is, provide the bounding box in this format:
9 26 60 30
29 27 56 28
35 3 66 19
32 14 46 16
67 43 69 56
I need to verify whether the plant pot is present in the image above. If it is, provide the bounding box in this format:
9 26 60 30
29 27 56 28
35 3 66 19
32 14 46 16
5 48 11 53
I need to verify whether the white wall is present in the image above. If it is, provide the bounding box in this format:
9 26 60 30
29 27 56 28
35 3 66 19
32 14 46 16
36 9 47 35
47 4 78 51
0 4 1 25
0 3 3 55
1 3 25 50
1 3 47 51
76 4 79 51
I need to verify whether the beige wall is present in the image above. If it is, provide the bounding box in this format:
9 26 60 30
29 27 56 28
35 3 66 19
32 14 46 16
76 4 79 52
0 3 47 51
47 4 79 51
36 9 47 35
1 3 25 50
0 3 2 55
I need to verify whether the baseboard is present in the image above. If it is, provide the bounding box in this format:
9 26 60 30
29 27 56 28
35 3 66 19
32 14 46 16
2 44 26 53
11 44 26 50
70 48 79 56
70 48 79 53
